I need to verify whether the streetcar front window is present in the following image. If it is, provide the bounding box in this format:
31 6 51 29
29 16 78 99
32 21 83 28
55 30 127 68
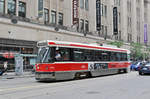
37 47 52 63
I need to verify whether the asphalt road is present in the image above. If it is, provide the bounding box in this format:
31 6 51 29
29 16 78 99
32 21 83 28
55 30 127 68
0 72 150 99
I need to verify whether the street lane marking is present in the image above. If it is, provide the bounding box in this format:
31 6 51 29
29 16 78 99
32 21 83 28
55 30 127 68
0 81 76 93
0 84 53 92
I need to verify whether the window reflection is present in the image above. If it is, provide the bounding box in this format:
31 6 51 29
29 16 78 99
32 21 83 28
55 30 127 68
19 1 26 17
7 0 16 15
0 0 4 14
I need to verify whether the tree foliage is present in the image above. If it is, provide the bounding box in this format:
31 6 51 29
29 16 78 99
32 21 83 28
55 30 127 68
130 42 143 60
107 41 123 48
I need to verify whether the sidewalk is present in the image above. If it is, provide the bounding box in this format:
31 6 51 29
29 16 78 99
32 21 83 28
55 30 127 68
0 72 35 79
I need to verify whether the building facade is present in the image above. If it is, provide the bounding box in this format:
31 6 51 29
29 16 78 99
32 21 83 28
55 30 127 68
0 0 150 70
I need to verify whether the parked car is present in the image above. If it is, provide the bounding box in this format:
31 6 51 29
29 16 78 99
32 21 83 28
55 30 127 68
139 63 150 75
130 61 142 71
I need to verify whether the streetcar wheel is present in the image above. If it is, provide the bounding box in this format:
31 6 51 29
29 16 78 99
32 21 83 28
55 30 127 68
124 69 128 73
74 73 81 79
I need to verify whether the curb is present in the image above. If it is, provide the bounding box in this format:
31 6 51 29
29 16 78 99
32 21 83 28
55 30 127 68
0 73 35 79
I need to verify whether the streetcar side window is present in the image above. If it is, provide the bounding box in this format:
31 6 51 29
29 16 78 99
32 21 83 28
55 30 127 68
95 50 102 61
73 49 85 61
122 53 127 61
110 52 116 61
84 50 94 61
55 47 71 61
116 53 121 61
101 51 110 61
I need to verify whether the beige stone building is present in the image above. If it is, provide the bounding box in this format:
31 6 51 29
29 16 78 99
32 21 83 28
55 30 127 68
0 0 150 70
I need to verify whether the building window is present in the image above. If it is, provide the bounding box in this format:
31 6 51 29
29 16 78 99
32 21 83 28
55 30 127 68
7 0 16 15
101 4 103 16
105 26 107 36
44 8 49 24
0 0 4 14
104 5 107 17
119 12 121 24
118 31 121 40
18 1 26 17
127 33 132 42
101 25 104 35
51 10 56 24
80 0 84 9
58 13 63 25
85 20 89 32
85 0 89 11
80 19 84 32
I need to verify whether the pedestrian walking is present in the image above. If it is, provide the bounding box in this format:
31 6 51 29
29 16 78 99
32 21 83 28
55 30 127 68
0 69 3 76
3 61 8 75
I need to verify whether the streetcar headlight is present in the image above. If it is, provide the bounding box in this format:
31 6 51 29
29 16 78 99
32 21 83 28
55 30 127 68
36 64 40 70
37 66 40 69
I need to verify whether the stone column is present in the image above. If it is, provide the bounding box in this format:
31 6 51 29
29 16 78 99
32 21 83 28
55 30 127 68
4 0 8 14
16 0 19 16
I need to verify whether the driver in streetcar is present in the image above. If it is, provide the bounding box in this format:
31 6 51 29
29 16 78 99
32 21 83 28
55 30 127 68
55 49 62 61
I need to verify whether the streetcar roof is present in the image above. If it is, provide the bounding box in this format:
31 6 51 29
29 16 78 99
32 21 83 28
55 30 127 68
37 40 130 53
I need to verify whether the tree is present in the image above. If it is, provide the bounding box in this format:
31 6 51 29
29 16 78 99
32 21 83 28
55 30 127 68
107 41 123 48
130 42 143 61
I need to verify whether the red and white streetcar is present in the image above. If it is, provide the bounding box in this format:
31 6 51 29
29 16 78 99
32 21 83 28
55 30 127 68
35 40 131 81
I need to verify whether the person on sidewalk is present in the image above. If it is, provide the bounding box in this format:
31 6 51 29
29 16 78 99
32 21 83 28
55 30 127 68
3 61 8 74
0 61 8 76
0 69 4 76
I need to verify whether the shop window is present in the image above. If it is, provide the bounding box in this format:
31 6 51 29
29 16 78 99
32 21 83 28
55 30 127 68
21 48 33 54
7 0 16 15
18 1 26 17
0 0 4 14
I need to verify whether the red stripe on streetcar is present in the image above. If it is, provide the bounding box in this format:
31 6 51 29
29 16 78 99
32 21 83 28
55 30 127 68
108 62 131 68
36 63 88 72
49 42 56 45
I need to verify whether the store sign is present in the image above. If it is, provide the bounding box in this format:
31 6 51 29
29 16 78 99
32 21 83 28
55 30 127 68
72 0 79 25
113 7 118 35
144 24 148 44
96 0 101 31
38 0 43 17
3 52 14 59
